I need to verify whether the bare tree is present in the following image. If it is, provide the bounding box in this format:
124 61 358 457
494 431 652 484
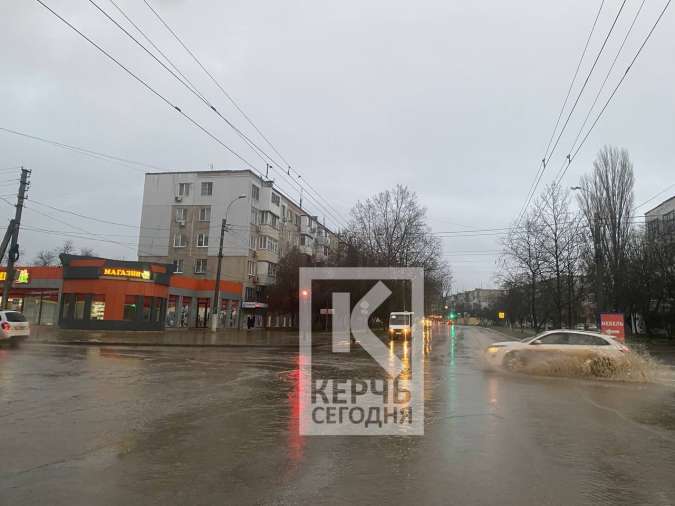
55 240 76 257
577 146 635 314
501 209 546 329
33 249 57 266
535 183 584 327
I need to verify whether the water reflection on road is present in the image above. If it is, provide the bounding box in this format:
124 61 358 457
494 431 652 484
1 326 674 505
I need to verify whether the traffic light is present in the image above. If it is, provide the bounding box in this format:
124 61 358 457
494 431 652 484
448 311 457 321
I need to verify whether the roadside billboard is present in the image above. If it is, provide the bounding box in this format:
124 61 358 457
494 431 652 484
600 313 625 342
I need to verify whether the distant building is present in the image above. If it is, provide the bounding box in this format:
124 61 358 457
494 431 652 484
448 288 507 314
645 195 675 243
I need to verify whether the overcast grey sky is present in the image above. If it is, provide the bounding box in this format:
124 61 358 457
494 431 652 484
1 0 673 291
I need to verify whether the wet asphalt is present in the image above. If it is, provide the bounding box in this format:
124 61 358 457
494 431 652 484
1 325 675 505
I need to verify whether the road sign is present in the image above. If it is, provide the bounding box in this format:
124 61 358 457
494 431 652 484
498 311 505 320
320 308 334 315
600 313 625 342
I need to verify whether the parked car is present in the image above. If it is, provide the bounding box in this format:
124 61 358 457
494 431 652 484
484 330 629 376
0 310 30 340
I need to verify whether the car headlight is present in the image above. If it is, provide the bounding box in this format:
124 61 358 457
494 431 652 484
486 346 501 354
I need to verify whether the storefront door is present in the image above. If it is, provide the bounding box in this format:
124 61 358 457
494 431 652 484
195 298 210 328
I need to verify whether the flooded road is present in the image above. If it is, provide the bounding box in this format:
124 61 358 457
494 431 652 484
2 326 675 505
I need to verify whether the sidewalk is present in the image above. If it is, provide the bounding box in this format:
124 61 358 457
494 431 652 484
28 325 331 348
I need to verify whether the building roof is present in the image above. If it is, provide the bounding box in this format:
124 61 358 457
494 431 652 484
143 169 338 233
644 195 675 216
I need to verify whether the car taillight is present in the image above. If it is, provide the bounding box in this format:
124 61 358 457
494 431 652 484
1 321 10 331
618 344 629 352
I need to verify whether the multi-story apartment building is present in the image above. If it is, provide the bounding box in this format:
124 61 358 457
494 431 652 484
137 169 336 328
645 195 675 243
448 288 507 314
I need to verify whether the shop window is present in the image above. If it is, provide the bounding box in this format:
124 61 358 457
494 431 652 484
61 294 74 320
123 295 138 321
154 298 163 323
90 295 105 320
143 297 153 321
74 294 86 320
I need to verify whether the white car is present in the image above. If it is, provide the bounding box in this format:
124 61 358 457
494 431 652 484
484 330 629 376
0 310 30 340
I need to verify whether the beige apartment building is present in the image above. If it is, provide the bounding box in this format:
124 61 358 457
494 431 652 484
137 169 336 328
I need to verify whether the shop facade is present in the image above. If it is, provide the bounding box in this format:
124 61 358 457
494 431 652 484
0 266 62 325
59 255 173 331
166 276 242 329
0 255 243 331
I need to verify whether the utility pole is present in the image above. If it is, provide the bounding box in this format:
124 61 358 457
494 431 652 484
211 194 246 331
593 212 603 328
1 167 30 308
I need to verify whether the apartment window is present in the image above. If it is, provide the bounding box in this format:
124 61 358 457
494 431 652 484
197 233 209 247
173 258 184 273
281 205 286 220
270 214 278 228
175 207 187 222
245 286 255 301
249 234 257 249
251 184 260 201
295 214 301 226
257 235 278 253
271 193 280 206
201 181 213 196
268 263 278 278
199 207 211 222
251 207 259 225
177 182 191 196
173 233 187 248
195 259 207 274
247 260 256 276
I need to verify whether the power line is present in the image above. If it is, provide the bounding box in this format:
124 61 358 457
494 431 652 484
552 0 648 183
0 126 166 172
94 0 347 229
516 0 626 231
542 0 606 162
555 0 673 184
543 0 628 169
35 0 261 180
140 0 350 228
633 182 675 211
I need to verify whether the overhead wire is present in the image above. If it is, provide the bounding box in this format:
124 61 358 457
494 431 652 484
140 0 350 227
554 0 673 184
552 0 648 183
0 126 165 172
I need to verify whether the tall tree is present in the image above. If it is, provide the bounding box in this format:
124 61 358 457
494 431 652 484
577 146 635 313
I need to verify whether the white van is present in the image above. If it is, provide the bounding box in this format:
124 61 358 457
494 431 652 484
388 311 413 339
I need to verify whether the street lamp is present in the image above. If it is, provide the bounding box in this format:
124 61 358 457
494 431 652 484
211 194 247 331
